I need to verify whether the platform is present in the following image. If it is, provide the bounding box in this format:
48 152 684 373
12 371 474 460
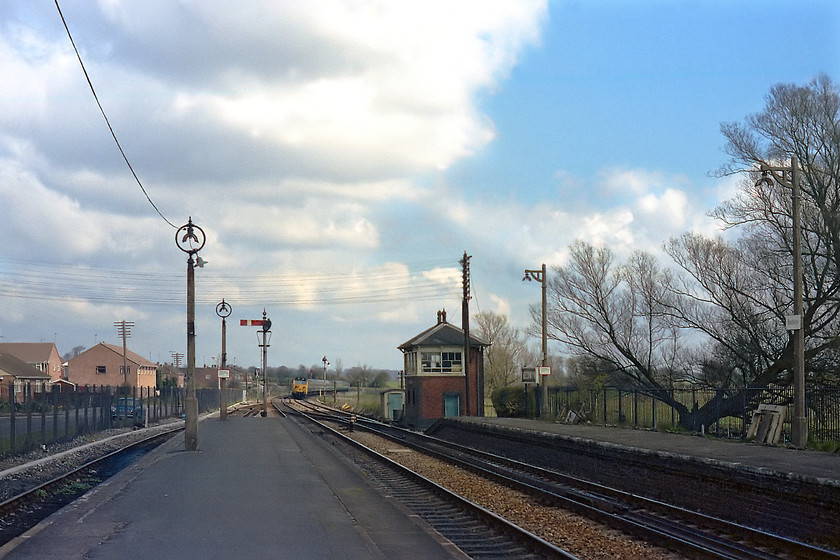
443 417 840 485
0 415 463 560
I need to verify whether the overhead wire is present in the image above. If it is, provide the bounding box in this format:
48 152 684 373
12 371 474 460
53 0 176 229
0 257 462 307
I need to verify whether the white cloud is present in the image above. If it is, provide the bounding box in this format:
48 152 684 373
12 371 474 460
0 1 745 369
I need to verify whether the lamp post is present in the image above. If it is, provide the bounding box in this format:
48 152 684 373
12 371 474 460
756 157 807 447
176 217 206 451
322 356 329 401
524 264 548 420
216 299 231 421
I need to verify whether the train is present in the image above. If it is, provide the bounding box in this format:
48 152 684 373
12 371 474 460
291 377 309 399
289 377 351 398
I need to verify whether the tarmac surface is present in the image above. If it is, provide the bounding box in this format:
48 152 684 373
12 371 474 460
0 414 464 560
448 416 840 485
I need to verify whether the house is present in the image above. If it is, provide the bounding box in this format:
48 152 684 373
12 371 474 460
194 366 222 389
157 363 185 388
0 343 64 382
0 352 53 403
66 343 157 389
398 310 489 430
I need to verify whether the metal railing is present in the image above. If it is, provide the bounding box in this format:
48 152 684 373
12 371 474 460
0 383 221 458
546 385 840 445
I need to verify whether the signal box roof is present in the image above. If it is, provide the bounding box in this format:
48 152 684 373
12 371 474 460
398 311 489 351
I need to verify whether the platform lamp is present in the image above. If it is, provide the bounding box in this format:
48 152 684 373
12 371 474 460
176 217 206 451
216 299 232 421
755 158 807 448
322 356 329 401
524 264 548 420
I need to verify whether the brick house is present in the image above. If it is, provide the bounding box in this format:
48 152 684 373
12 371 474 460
66 343 157 389
157 363 185 388
0 352 53 403
398 310 488 430
0 343 64 382
194 366 221 389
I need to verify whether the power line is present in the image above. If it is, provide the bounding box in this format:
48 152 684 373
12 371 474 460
54 0 176 229
0 257 462 307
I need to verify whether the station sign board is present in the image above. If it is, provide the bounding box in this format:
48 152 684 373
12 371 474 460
521 366 536 383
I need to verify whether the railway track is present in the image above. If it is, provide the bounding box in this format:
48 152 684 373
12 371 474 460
285 398 840 560
0 427 179 547
279 398 576 559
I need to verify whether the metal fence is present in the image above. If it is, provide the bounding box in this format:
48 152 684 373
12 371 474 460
0 383 224 458
546 385 840 445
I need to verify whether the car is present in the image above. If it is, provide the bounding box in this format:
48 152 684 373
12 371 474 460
111 397 146 426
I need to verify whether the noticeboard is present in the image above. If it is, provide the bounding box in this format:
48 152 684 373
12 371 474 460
521 367 536 383
217 369 230 378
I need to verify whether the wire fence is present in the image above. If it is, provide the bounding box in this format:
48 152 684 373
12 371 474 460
0 383 227 458
544 385 840 445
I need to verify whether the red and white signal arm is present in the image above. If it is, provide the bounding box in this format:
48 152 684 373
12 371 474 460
240 319 265 326
218 369 230 379
537 366 552 376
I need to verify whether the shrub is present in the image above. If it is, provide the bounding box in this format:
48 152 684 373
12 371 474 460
491 385 537 418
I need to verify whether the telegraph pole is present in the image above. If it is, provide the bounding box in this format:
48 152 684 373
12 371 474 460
460 252 472 416
114 320 134 386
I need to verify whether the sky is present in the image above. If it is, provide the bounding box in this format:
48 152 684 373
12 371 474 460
0 1 838 373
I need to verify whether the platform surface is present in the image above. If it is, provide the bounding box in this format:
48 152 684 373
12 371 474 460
0 415 463 560
449 416 840 484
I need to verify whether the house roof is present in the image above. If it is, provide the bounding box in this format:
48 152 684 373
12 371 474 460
0 343 57 364
398 319 489 351
75 343 157 368
0 353 52 380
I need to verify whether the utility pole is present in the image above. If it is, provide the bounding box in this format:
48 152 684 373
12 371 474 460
170 351 184 369
524 264 548 419
114 320 134 386
460 252 472 416
757 158 807 448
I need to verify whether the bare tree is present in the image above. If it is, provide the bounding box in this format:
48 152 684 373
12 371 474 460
545 77 840 430
474 310 532 394
545 241 699 419
712 74 840 381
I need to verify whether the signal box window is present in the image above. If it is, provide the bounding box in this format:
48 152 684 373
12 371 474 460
421 351 461 373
